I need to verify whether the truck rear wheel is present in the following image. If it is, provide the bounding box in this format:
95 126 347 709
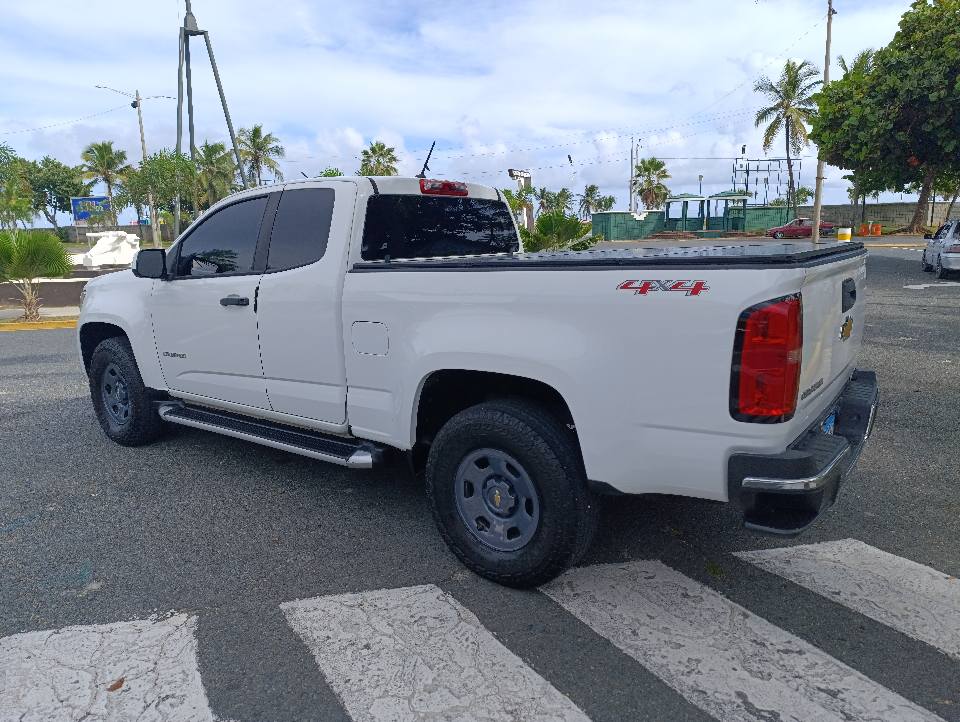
425 400 598 588
88 336 163 447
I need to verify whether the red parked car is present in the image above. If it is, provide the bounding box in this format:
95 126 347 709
767 218 836 239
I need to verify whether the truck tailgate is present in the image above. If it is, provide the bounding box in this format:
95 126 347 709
796 251 868 415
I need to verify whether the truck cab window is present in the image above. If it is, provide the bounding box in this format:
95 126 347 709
175 195 268 276
361 195 518 261
266 188 335 271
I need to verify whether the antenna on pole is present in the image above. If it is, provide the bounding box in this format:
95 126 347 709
174 0 249 239
416 141 436 179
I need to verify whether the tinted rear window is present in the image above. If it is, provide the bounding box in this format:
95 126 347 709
361 195 518 261
267 188 335 271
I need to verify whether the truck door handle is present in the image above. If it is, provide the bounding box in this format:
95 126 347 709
220 295 249 307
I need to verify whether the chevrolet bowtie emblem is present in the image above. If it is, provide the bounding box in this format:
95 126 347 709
839 316 854 341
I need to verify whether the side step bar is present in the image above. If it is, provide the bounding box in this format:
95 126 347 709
158 403 381 469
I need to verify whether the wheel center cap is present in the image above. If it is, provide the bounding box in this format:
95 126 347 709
483 478 516 517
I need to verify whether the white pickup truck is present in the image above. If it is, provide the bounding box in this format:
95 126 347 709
78 176 878 587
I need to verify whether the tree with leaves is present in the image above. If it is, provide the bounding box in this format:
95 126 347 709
0 230 71 320
519 211 600 253
576 184 615 219
138 149 198 226
770 185 815 208
196 141 237 208
237 125 285 186
633 157 671 210
502 186 533 225
358 141 399 176
754 59 820 218
319 167 343 177
812 1 960 233
24 157 88 229
80 141 129 225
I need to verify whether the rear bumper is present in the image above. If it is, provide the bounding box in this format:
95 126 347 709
727 369 878 535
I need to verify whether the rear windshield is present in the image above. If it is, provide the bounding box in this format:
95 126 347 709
361 195 519 261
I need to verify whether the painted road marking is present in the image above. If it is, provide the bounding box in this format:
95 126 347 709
904 282 960 290
0 614 214 722
282 584 589 722
542 561 942 722
736 539 960 661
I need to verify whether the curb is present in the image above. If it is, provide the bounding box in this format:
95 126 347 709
863 243 926 249
0 319 78 332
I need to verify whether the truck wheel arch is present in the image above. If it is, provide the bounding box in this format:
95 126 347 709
411 369 582 470
80 322 129 372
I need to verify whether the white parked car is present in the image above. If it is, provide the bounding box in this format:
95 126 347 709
77 176 878 587
921 219 960 278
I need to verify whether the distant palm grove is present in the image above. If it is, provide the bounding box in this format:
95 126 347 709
0 130 405 238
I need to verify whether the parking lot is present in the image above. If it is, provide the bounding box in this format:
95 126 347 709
1 247 958 721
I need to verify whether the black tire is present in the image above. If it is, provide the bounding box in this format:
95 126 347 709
936 257 950 279
88 336 163 447
425 399 599 588
773 231 784 239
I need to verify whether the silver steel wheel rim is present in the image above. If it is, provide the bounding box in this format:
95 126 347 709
100 362 131 426
454 448 540 552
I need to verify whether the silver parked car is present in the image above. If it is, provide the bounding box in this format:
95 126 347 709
922 219 960 278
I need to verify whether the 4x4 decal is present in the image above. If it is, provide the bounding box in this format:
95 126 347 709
617 280 710 296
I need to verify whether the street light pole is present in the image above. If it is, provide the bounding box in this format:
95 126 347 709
811 0 836 243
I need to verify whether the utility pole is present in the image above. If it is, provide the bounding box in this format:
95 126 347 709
628 136 635 212
133 91 161 247
95 85 170 247
811 0 836 243
174 0 248 239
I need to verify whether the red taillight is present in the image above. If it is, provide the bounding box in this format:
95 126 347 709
731 294 803 422
419 178 468 196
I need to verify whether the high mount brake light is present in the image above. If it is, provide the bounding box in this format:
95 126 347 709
419 179 469 196
730 294 803 423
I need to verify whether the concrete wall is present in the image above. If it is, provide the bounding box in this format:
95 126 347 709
794 201 953 229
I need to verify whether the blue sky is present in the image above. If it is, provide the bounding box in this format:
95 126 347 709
0 0 911 223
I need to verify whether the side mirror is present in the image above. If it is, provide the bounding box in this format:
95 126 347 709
923 233 933 240
133 248 167 279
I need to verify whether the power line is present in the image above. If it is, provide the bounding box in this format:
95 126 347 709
0 105 131 136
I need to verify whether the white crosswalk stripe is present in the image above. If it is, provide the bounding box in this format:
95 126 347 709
542 560 943 722
281 584 589 722
735 538 960 662
0 614 214 722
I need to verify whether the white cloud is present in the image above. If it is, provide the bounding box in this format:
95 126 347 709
0 0 912 223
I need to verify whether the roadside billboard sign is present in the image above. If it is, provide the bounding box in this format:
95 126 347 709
71 196 111 226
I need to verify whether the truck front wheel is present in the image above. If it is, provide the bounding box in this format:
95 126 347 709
88 337 163 447
425 400 598 588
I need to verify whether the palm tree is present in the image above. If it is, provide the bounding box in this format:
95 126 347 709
0 230 71 320
754 60 820 216
237 125 285 186
533 187 555 217
838 49 874 77
633 157 671 210
358 141 399 176
576 185 615 219
196 141 237 207
553 188 574 214
502 186 533 225
519 211 599 253
80 141 129 225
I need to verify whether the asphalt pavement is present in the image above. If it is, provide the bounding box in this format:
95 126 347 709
0 246 957 721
